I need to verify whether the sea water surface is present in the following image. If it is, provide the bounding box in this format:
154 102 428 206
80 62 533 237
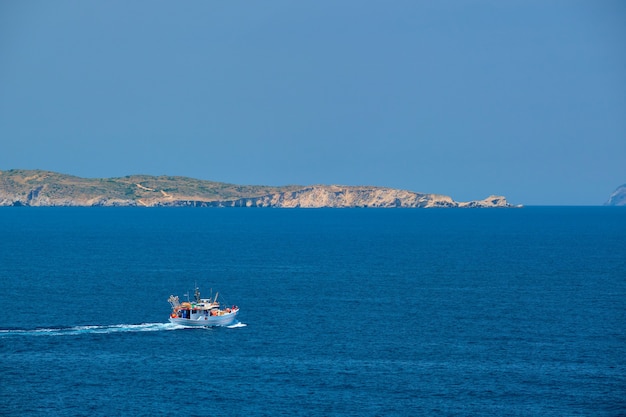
0 207 625 416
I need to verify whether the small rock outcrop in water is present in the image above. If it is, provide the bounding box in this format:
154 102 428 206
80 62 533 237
605 184 626 206
0 169 516 208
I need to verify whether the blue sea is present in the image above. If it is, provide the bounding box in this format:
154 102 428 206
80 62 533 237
1 207 625 416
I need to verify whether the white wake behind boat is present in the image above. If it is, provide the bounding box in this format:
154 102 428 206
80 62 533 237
168 287 239 327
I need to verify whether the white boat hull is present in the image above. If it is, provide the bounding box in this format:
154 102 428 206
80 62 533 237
169 310 238 327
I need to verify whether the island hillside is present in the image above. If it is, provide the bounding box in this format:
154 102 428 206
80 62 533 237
0 169 514 208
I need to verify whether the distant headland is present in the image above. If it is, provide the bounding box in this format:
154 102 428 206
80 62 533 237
605 184 626 206
0 169 517 208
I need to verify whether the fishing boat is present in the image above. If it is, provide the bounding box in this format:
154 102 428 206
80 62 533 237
168 287 239 327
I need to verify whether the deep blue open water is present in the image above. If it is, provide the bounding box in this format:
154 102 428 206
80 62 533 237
1 207 625 416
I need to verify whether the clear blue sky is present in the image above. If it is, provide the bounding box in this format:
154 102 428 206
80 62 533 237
1 1 624 205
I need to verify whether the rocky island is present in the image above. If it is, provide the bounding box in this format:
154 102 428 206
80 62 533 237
0 169 515 208
605 184 626 206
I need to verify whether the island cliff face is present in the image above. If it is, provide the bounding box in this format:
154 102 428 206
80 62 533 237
0 170 514 208
605 184 626 206
213 186 512 208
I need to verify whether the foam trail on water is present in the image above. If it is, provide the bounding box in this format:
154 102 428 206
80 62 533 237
227 322 247 328
0 322 183 338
